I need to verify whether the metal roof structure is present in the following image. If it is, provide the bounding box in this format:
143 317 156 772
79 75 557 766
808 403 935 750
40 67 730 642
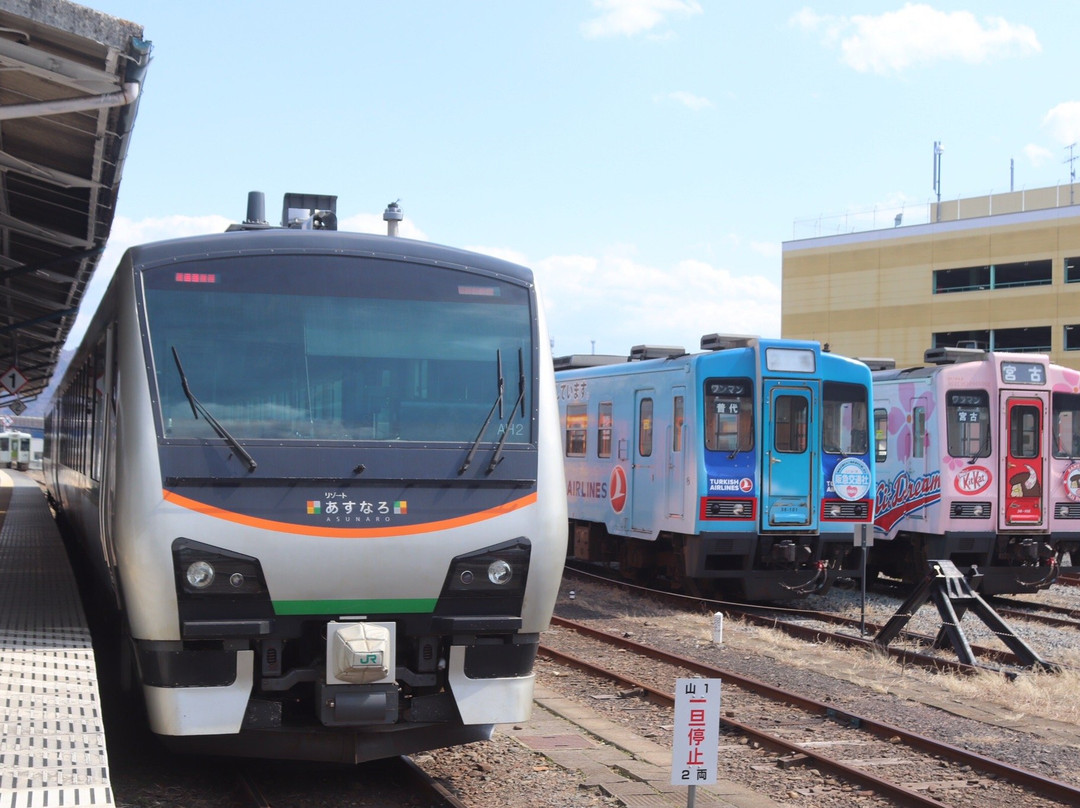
0 1 148 413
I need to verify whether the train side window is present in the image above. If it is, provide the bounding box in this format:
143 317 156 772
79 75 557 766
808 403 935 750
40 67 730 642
1010 405 1040 459
946 390 990 458
565 404 587 457
1052 392 1080 457
912 406 926 459
774 395 808 453
874 408 888 462
704 378 753 453
638 398 653 457
597 401 612 458
823 381 868 455
672 395 684 453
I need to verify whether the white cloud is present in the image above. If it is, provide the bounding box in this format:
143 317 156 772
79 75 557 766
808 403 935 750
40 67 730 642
665 90 713 110
791 4 1040 75
67 213 780 369
534 251 780 356
1042 102 1080 146
581 0 703 39
1024 143 1054 168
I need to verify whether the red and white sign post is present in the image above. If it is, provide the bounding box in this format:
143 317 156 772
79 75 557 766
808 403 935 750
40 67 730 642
671 677 722 806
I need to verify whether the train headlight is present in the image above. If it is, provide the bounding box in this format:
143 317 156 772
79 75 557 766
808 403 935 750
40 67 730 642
436 538 531 617
487 559 513 585
172 538 270 597
186 561 216 589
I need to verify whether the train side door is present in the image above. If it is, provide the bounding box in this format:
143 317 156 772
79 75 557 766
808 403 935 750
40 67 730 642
762 381 816 528
666 388 686 519
906 394 932 522
631 389 655 533
999 393 1048 529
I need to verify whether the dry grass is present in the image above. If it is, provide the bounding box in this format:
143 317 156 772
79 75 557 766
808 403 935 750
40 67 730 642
558 577 1080 728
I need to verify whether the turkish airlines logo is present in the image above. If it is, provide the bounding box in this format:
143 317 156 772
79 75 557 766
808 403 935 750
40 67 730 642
609 466 628 513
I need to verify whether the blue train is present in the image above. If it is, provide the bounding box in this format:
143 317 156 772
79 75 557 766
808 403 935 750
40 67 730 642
555 335 874 601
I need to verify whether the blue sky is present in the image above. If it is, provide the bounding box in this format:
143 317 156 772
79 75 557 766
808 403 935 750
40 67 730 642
75 1 1080 357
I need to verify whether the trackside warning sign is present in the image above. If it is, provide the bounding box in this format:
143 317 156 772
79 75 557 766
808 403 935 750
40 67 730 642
671 677 721 785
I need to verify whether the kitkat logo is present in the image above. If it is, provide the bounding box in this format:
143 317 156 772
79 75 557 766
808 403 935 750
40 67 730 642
954 465 991 495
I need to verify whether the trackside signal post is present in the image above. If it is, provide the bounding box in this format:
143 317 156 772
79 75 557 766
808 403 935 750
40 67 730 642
671 678 722 807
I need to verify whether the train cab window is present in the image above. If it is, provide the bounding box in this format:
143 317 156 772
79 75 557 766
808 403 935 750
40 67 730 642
822 381 868 455
597 402 613 458
565 404 587 457
1053 392 1080 458
142 256 534 444
1010 405 1040 459
774 396 808 453
912 406 926 459
704 378 753 453
638 398 653 457
672 395 684 453
874 408 888 463
946 390 990 458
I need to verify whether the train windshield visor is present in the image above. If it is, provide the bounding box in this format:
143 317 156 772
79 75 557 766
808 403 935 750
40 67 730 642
142 255 534 443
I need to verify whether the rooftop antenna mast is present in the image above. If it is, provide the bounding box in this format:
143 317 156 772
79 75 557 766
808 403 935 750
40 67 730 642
933 141 944 221
1066 143 1077 205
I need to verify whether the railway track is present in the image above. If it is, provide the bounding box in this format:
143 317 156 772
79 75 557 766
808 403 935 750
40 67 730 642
563 563 1067 674
541 613 1080 808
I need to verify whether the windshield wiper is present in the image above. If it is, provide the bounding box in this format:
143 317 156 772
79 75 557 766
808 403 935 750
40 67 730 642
969 430 990 464
459 350 504 475
488 348 526 473
172 347 257 472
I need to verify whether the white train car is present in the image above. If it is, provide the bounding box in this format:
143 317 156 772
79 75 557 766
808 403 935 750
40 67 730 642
0 429 31 470
44 193 566 762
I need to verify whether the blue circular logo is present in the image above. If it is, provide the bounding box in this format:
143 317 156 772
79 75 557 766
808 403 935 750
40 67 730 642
832 457 871 502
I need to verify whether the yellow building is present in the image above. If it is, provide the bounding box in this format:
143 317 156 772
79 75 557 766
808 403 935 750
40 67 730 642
782 184 1080 370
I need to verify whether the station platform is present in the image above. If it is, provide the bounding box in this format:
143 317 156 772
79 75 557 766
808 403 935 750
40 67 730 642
0 470 113 807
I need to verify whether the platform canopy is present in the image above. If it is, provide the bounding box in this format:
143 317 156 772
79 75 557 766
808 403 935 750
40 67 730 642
0 1 148 413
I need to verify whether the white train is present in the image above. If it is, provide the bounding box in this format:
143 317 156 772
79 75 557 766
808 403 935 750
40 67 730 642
44 193 566 762
0 430 31 470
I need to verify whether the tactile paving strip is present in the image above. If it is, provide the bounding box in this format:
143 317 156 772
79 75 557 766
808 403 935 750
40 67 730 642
0 474 112 806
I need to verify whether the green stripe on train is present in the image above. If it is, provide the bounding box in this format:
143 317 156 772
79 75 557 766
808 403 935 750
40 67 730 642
273 598 437 615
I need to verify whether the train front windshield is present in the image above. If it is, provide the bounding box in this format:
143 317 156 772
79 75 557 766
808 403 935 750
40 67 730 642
142 256 534 443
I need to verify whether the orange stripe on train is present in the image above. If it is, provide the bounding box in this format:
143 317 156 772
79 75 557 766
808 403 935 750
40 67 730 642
161 489 538 537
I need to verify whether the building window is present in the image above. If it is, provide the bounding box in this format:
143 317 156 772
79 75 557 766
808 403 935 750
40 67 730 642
993 259 1052 288
994 326 1051 353
933 327 1050 353
1067 257 1080 283
933 259 1051 293
1066 325 1080 351
934 265 989 293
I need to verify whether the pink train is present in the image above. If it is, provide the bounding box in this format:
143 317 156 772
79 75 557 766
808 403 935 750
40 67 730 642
869 346 1080 595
